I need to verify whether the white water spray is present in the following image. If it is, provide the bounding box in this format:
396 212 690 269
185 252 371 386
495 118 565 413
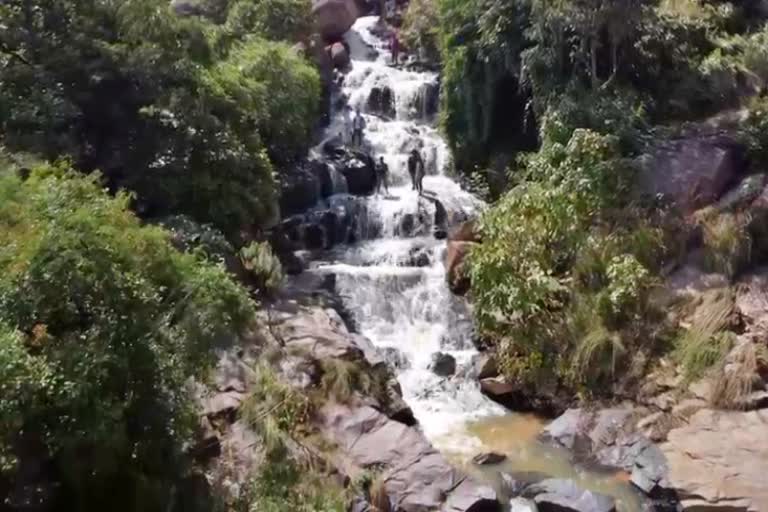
314 16 507 455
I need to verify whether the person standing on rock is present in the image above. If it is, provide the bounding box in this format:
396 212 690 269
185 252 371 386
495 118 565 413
407 149 424 194
352 108 366 148
389 31 400 66
375 156 389 195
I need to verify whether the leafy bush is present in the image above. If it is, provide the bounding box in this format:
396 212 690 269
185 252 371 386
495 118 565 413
470 129 666 391
239 364 346 512
402 0 441 62
240 242 284 293
0 0 320 235
0 166 255 510
226 0 312 42
246 457 347 512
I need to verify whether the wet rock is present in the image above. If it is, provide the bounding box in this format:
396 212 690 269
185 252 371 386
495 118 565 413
312 0 359 41
662 408 768 511
430 352 456 377
381 347 410 370
329 41 350 69
330 150 376 196
522 479 616 512
434 228 448 240
407 245 432 267
398 213 416 237
477 354 498 380
472 452 507 466
413 81 440 120
446 241 475 295
637 132 748 213
450 220 482 243
280 165 320 217
442 479 500 512
303 222 325 249
368 85 396 118
319 404 500 512
464 353 499 380
480 377 567 416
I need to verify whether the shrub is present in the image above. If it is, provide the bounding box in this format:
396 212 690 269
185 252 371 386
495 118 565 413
240 242 284 293
402 0 441 62
246 456 347 512
226 0 312 42
699 211 752 278
675 289 736 380
0 166 255 510
470 129 665 391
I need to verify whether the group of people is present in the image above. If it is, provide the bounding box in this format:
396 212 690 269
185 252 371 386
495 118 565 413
372 149 425 196
345 107 426 196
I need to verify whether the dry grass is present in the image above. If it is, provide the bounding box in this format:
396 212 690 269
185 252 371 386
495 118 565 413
369 473 391 512
675 289 736 380
320 359 386 405
700 212 752 278
710 340 768 409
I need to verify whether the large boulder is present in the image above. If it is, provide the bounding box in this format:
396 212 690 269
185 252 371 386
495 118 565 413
661 408 768 511
319 404 500 512
368 85 396 119
541 408 675 504
479 377 567 416
329 42 350 69
312 0 359 41
446 241 475 295
429 352 457 377
637 132 748 213
323 146 376 196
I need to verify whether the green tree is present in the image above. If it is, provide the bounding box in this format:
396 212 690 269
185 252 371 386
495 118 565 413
0 0 320 235
0 164 255 511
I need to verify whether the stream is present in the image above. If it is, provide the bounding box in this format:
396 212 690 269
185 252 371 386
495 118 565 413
308 16 642 511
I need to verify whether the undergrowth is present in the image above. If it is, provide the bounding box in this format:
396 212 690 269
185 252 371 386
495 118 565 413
674 289 736 380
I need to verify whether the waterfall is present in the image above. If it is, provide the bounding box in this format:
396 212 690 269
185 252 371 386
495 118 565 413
312 16 506 455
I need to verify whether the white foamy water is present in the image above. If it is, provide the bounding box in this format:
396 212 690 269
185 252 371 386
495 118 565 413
313 16 507 455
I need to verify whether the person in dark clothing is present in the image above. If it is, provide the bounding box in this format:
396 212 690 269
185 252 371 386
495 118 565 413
352 108 366 147
389 32 400 66
407 149 424 194
375 156 389 195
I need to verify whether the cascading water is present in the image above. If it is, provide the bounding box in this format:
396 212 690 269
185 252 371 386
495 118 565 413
313 16 507 454
309 16 643 511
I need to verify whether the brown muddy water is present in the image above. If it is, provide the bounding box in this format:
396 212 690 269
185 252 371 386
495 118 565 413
435 414 644 511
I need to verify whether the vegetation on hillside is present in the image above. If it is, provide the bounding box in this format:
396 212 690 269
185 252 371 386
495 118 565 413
0 0 329 510
397 0 768 396
0 0 320 236
0 164 255 510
